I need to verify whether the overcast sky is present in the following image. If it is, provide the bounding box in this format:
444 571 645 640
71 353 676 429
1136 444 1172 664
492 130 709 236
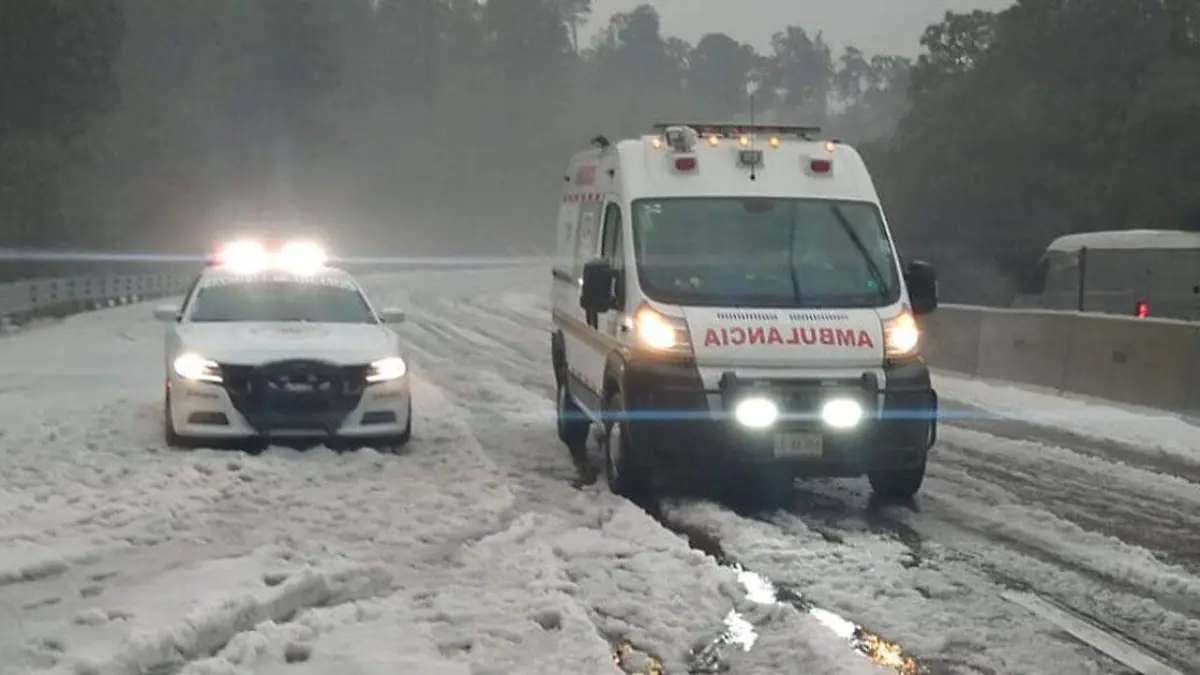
584 0 1015 57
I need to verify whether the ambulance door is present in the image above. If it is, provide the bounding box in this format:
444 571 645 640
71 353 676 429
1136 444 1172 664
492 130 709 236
562 198 604 411
590 201 628 383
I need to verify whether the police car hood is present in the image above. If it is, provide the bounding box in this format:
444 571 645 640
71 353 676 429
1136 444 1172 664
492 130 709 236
178 322 398 365
680 306 885 368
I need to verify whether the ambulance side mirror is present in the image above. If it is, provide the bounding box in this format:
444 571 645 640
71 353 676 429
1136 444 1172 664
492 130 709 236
580 259 618 314
904 260 938 316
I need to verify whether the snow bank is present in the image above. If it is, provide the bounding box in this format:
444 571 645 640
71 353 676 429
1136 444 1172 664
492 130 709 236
934 372 1200 466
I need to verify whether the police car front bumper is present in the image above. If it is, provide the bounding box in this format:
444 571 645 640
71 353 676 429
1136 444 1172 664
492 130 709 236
168 365 410 443
622 358 936 477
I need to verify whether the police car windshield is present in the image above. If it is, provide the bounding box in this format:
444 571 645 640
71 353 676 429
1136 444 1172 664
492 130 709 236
632 197 900 309
187 279 376 323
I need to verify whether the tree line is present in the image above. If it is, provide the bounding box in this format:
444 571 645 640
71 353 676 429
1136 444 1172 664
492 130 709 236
1 0 1197 302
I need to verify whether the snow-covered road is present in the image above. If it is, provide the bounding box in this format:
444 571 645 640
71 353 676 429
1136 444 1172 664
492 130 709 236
1 265 1198 675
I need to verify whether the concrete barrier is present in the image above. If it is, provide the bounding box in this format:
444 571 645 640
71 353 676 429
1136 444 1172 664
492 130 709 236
922 304 1200 415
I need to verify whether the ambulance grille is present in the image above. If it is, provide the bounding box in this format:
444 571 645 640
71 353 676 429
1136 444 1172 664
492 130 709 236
788 312 850 321
716 311 778 321
713 311 851 321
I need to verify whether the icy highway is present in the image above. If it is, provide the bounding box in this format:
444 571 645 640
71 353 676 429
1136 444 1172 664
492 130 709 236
1 266 1198 675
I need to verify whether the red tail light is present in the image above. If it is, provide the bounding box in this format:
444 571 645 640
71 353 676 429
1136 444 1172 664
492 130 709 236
1135 301 1149 318
675 157 697 171
809 158 832 173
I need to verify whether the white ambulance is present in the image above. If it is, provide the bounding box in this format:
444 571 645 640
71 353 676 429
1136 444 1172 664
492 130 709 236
549 123 941 508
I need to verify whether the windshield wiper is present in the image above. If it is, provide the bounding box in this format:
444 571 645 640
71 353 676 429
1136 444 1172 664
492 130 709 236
827 204 888 301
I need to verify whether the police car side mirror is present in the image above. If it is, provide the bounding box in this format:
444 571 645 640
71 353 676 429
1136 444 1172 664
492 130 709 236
378 308 407 324
580 259 618 313
904 260 938 316
153 304 180 322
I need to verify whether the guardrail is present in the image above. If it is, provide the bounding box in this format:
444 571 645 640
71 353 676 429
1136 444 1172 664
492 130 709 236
0 256 549 326
0 273 194 325
921 304 1200 415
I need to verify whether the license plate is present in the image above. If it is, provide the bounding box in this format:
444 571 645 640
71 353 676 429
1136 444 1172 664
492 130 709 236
774 432 823 458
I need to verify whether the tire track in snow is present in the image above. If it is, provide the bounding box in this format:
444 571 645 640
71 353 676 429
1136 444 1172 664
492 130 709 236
936 435 1200 575
943 402 1200 485
774 465 1200 671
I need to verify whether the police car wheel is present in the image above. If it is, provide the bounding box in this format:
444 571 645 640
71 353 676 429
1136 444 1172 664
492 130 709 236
602 390 654 505
556 378 589 450
398 399 413 443
388 400 413 450
868 462 926 501
163 388 192 450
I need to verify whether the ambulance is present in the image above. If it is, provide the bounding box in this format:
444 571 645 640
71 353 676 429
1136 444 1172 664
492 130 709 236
549 123 941 508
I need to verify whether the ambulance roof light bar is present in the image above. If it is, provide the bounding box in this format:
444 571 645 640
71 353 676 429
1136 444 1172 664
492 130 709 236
652 122 823 140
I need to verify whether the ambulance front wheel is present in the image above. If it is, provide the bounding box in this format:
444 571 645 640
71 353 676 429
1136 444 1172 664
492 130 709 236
555 377 590 454
602 389 655 507
867 459 927 501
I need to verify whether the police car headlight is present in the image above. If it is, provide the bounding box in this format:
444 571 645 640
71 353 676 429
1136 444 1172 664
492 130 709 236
633 305 692 354
733 396 779 429
883 309 920 358
173 353 222 383
366 356 407 383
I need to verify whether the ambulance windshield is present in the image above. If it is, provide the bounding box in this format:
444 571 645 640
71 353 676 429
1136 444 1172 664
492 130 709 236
632 197 900 308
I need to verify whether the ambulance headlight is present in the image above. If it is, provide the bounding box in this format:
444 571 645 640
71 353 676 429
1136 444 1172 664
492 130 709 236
173 353 222 384
883 309 920 358
734 396 779 429
821 398 864 430
366 356 407 383
277 241 327 274
633 305 692 354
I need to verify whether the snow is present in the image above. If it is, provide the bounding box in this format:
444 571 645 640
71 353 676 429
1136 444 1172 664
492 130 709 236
5 263 1200 674
0 273 886 675
934 370 1200 467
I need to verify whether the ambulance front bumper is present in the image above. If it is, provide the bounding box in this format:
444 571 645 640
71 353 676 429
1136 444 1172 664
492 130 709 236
621 358 936 477
168 369 411 442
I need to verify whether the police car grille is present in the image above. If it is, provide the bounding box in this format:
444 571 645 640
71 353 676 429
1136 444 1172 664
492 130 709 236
221 361 369 429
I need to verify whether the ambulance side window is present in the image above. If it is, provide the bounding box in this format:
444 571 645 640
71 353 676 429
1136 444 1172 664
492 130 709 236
573 202 601 277
601 203 624 268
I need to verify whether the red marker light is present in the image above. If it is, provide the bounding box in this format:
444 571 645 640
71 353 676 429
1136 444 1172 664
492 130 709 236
675 157 697 171
809 158 832 173
1135 301 1149 318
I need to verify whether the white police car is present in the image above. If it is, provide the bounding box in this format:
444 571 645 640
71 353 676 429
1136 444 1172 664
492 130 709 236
153 241 412 452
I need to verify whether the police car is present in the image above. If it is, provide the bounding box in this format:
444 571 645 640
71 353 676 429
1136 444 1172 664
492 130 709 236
154 240 412 452
550 123 941 508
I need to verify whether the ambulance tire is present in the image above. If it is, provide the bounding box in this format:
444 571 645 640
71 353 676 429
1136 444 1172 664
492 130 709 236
868 460 927 502
602 389 655 507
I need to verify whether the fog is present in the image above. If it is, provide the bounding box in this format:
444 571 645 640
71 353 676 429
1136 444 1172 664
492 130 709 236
8 0 1197 305
0 0 969 258
587 0 1014 56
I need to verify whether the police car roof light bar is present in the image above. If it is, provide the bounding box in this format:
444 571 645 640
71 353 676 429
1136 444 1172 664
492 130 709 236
652 122 822 140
